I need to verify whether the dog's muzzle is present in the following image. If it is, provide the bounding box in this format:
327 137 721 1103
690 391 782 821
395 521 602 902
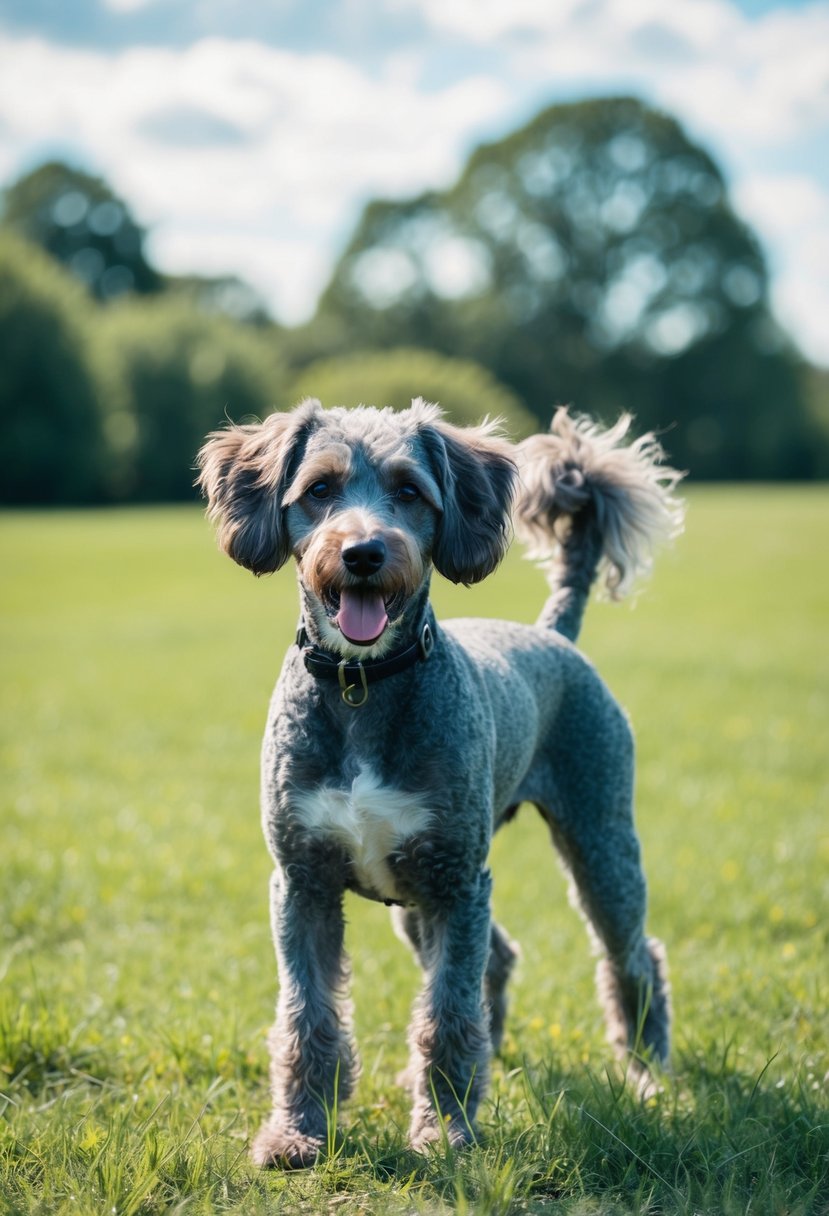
337 540 389 645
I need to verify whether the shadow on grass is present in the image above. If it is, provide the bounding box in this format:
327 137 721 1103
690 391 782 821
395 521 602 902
307 1052 829 1216
3 1021 826 1214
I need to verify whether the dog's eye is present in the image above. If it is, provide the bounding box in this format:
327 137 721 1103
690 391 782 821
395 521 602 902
307 481 331 501
396 483 420 504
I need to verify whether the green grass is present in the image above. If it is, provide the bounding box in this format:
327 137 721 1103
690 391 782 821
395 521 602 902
1 488 827 1215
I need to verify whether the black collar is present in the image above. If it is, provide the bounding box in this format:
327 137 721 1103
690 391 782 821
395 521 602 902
296 619 435 707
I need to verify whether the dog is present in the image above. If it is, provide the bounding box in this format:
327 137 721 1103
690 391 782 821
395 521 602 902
197 398 683 1167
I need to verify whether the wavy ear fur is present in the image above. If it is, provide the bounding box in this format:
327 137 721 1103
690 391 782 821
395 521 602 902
196 398 322 574
418 409 517 585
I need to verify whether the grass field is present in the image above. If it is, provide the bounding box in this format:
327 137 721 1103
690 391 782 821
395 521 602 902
1 488 827 1215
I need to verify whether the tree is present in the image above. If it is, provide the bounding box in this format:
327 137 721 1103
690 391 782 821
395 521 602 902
288 347 536 436
163 272 274 325
316 97 819 478
0 234 107 503
801 364 829 479
96 297 287 500
1 161 160 301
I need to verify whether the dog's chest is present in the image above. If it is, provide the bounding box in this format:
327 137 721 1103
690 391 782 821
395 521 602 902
293 766 431 902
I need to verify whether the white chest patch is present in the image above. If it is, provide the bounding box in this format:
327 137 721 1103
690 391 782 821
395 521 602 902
294 766 432 901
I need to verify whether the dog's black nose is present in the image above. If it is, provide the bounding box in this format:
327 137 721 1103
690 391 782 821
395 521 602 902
342 539 386 578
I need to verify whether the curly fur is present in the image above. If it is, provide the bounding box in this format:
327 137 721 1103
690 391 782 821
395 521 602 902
198 399 683 1167
514 409 684 639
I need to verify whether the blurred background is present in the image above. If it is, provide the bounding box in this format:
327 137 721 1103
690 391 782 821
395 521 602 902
1 0 828 504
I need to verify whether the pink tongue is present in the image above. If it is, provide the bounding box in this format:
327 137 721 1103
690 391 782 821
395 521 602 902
336 589 389 644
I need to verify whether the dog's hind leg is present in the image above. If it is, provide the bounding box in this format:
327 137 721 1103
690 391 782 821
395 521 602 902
485 921 520 1053
537 707 671 1086
251 865 358 1169
546 804 670 1087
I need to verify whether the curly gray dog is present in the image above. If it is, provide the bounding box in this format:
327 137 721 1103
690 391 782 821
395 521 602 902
197 398 683 1167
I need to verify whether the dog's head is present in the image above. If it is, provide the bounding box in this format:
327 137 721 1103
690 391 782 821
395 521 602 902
197 398 516 655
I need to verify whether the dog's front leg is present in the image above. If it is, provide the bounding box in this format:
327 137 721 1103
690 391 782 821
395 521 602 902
251 864 356 1169
406 866 493 1151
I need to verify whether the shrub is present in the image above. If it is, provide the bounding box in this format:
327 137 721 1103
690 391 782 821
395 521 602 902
288 347 536 437
0 234 107 504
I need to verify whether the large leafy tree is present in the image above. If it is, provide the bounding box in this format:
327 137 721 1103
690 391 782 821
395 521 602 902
317 97 817 478
1 161 160 301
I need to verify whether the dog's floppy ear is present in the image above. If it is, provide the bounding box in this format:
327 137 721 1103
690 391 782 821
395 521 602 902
418 407 517 585
197 398 322 574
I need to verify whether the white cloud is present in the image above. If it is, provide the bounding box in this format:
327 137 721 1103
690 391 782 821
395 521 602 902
396 0 829 148
146 224 333 323
734 173 829 236
386 0 585 42
1 3 828 362
392 0 737 49
652 6 829 146
100 0 165 11
0 33 507 322
734 174 829 365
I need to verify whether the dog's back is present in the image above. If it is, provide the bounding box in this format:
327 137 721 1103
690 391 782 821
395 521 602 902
198 399 683 1167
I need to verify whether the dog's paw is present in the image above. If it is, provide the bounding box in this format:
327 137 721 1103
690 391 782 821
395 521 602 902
250 1120 323 1169
409 1112 476 1154
627 1057 669 1102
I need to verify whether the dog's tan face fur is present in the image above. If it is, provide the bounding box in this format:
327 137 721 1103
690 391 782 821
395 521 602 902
198 397 517 659
285 418 451 655
295 507 426 657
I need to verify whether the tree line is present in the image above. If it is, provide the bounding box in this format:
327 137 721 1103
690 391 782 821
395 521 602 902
1 96 827 505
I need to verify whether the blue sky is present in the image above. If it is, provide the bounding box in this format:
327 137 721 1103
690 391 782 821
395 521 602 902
1 0 827 364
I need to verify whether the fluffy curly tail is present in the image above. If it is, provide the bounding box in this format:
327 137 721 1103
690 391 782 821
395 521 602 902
514 408 685 642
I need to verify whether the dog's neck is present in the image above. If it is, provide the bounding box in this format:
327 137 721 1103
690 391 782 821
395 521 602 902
296 582 437 707
297 578 434 663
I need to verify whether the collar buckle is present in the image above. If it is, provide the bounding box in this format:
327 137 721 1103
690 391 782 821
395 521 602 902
338 660 370 708
299 614 435 707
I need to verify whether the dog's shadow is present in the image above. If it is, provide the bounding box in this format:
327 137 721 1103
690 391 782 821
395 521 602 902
273 1049 821 1213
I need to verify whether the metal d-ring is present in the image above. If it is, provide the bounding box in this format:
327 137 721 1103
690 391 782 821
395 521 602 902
338 660 369 707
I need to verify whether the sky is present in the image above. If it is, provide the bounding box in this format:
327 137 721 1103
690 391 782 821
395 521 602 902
0 0 827 365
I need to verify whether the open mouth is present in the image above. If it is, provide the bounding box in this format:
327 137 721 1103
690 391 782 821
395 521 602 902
324 587 404 646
